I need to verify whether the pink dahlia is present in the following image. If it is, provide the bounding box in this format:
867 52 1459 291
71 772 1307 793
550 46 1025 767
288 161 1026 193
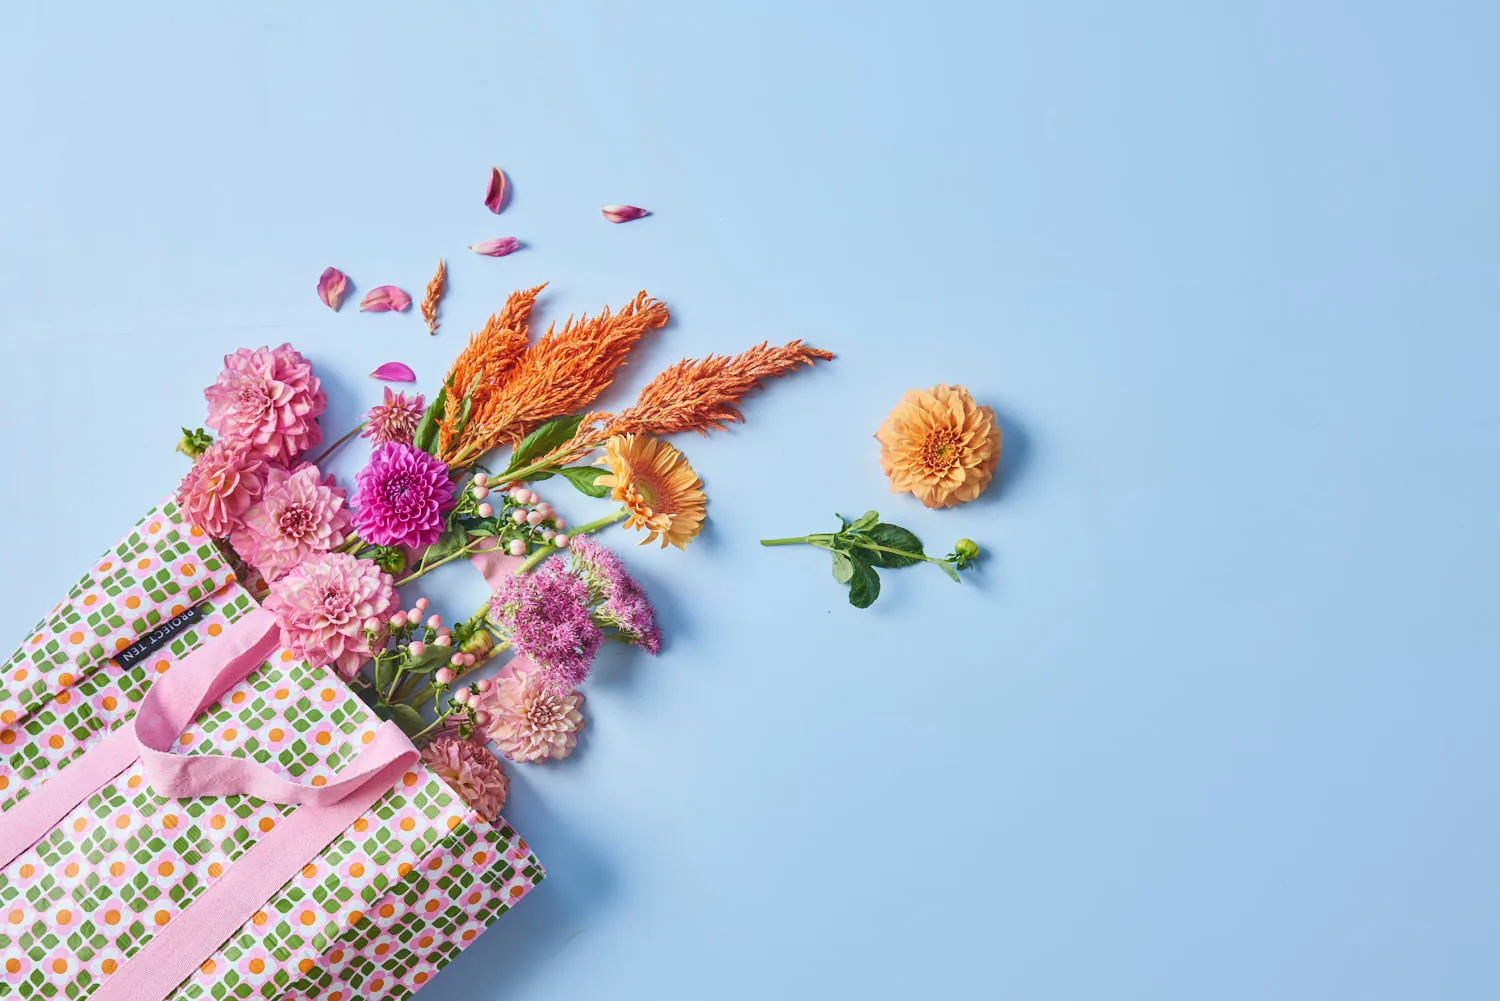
229 464 351 582
361 388 427 446
205 344 326 464
175 440 266 538
420 737 509 821
264 551 397 677
483 664 585 763
351 442 456 549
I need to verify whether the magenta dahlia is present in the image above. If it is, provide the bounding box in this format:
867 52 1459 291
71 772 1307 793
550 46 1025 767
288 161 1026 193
230 464 351 581
205 344 326 464
175 439 266 538
351 443 456 550
264 551 396 677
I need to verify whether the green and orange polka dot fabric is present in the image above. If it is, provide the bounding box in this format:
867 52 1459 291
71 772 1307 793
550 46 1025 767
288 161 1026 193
0 499 542 999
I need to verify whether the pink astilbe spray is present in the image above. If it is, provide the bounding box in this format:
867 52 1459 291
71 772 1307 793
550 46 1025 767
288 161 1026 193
490 563 603 693
564 536 662 654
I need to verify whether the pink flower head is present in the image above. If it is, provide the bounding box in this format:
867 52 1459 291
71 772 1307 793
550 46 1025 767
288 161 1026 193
565 536 662 655
361 388 427 446
264 551 396 677
175 439 266 538
229 464 351 581
205 344 326 464
351 443 456 549
490 561 602 693
420 737 509 821
483 664 585 763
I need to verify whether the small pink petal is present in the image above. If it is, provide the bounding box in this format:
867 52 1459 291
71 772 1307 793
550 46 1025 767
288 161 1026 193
359 285 412 312
469 237 521 257
601 204 649 224
485 167 508 214
317 267 349 311
370 362 417 382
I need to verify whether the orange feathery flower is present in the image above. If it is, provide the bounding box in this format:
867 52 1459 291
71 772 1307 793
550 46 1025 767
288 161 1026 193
420 259 446 336
438 284 547 455
447 291 669 464
875 384 1001 508
602 340 833 439
596 435 707 549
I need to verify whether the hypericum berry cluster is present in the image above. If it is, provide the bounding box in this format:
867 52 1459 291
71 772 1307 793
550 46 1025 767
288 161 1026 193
465 472 571 557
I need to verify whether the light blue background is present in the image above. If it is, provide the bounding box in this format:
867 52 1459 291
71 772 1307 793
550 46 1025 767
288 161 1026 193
3 2 1498 998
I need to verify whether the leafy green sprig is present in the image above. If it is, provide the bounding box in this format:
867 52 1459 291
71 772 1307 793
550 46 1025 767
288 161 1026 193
761 511 980 608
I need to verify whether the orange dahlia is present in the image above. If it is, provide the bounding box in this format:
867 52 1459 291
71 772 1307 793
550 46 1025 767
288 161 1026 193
596 434 707 549
875 384 1001 508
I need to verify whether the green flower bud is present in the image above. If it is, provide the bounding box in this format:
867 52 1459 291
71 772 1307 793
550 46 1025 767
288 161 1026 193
371 546 407 575
175 427 213 460
459 628 495 662
954 538 980 561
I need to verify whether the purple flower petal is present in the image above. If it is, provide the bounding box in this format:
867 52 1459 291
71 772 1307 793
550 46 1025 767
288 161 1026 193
485 167 508 214
601 204 649 223
317 267 349 311
469 237 521 257
370 362 417 383
359 286 412 312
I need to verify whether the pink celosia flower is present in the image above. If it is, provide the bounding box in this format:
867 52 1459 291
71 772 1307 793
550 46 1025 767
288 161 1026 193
490 561 603 693
420 737 509 821
205 344 326 464
229 464 351 582
264 551 396 677
175 439 266 538
351 443 456 550
361 388 427 446
566 536 663 655
483 664 585 763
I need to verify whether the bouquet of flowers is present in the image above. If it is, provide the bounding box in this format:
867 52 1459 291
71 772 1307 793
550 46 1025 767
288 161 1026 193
174 284 832 821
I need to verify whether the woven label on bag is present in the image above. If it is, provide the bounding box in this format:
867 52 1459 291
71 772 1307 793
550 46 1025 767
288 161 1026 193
112 603 206 668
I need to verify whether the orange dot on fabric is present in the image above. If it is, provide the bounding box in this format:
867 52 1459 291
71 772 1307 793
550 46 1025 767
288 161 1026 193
99 560 113 570
301 864 317 879
298 958 315 974
259 818 275 833
115 815 132 831
109 862 125 877
190 526 204 538
115 638 131 652
370 979 384 993
329 993 344 1001
426 857 442 871
155 660 171 675
69 631 84 645
163 814 179 830
208 862 223 878
48 735 63 750
206 623 222 637
273 689 289 700
63 863 79 878
148 523 161 534
223 728 238 742
128 775 143 790
8 669 24 683
1 710 14 725
396 862 412 878
315 732 331 746
154 910 170 926
347 860 366 877
7 909 22 924
170 604 186 616
350 911 365 925
353 819 369 833
181 564 196 576
231 691 246 704
467 891 482 905
418 935 433 950
4 959 19 974
57 910 72 925
361 731 375 745
374 942 389 956
252 908 268 924
0 776 8 791
399 818 415 832
414 971 429 986
321 688 335 703
210 815 226 830
52 959 67 975
424 900 440 914
124 596 141 610
299 910 315 926
402 772 418 788
60 670 76 685
248 958 265 974
328 950 345 964
104 909 121 925
102 697 117 711
55 691 71 706
102 958 118 975
447 816 462 830
509 885 526 898
178 733 193 746
200 959 216 975
17 865 32 879
473 852 488 866
280 650 294 663
83 594 97 606
310 776 327 787
0 732 14 746
378 903 395 919
268 728 284 742
158 862 174 877
137 560 151 570
224 572 236 586
462 929 477 942
73 817 87 831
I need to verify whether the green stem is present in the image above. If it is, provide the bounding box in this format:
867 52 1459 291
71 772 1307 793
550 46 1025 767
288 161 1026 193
394 538 508 588
410 709 458 742
513 507 628 574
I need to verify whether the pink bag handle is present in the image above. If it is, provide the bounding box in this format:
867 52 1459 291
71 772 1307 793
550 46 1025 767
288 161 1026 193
133 606 416 805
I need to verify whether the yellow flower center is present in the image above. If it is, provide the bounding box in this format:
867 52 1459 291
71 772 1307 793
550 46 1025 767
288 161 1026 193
919 428 962 473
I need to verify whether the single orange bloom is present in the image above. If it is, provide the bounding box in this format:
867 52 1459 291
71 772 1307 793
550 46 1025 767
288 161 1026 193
876 384 1000 508
596 435 707 549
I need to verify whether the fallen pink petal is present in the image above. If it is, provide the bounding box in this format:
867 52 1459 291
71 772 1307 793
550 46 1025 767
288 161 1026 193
601 204 649 224
485 167 508 214
359 286 413 313
317 267 349 311
369 361 417 383
470 237 521 257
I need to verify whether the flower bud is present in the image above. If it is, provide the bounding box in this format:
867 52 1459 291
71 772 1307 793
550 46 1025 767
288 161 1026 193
426 614 443 630
408 641 426 657
459 628 495 661
472 710 492 727
435 668 455 685
371 546 407 575
472 486 489 501
954 538 980 560
434 633 452 647
473 472 489 487
478 503 494 518
175 427 214 460
406 608 422 626
453 688 471 705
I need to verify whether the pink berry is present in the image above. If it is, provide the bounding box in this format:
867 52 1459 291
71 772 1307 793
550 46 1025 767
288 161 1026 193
541 529 556 542
473 472 489 487
553 517 566 531
555 534 570 548
472 710 492 727
512 509 528 525
406 608 422 626
508 539 526 557
422 615 438 630
510 487 527 502
408 641 426 657
478 503 494 518
434 634 452 647
363 617 381 632
474 678 493 694
527 510 546 526
389 612 407 628
435 668 455 685
451 652 466 666
453 688 471 705
415 597 429 611
472 486 489 501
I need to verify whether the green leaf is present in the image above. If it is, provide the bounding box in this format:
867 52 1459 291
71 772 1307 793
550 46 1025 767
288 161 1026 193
861 523 924 568
848 557 881 608
374 657 398 694
404 646 453 676
831 551 854 584
412 383 449 456
936 560 962 583
849 510 880 533
423 523 471 564
507 414 584 471
387 704 427 739
555 464 611 498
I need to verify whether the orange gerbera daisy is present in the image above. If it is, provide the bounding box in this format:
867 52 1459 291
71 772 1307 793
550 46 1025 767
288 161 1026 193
596 435 707 549
876 384 1001 508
